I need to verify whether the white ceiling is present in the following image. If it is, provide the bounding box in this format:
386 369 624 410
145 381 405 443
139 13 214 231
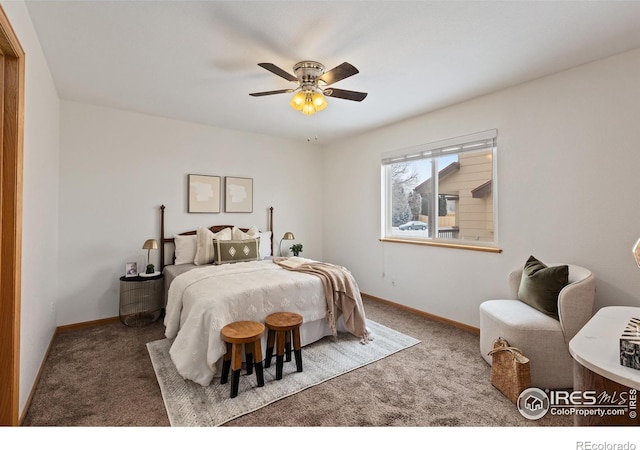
24 1 640 144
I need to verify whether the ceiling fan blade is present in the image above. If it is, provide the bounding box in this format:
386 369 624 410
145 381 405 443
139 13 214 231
318 62 359 86
249 89 295 97
324 88 368 102
257 63 298 82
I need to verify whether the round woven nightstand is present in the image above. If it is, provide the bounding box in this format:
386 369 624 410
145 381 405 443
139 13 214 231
118 274 164 327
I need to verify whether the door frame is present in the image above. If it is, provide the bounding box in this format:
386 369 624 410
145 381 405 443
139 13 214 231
0 4 25 427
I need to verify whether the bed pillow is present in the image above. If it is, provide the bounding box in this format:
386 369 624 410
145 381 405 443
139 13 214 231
194 227 231 265
231 226 270 258
232 225 259 240
258 231 272 258
174 234 197 265
212 238 260 265
517 255 568 320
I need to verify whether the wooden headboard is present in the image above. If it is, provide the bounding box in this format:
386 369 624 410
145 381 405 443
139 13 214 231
159 204 274 271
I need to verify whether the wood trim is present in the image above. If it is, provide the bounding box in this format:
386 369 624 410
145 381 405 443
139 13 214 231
55 316 120 334
0 4 24 427
361 292 480 335
380 237 502 253
18 329 56 425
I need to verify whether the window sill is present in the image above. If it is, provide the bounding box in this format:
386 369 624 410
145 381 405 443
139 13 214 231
379 237 502 253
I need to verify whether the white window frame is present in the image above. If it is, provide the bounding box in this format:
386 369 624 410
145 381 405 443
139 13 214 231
380 130 501 252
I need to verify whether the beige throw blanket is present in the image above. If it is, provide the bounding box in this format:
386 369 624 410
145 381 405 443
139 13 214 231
273 257 370 342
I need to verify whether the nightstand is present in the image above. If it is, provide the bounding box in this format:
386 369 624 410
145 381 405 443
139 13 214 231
119 273 164 327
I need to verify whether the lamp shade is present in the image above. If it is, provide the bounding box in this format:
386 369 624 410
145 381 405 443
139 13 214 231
278 232 295 256
634 237 640 269
142 239 158 250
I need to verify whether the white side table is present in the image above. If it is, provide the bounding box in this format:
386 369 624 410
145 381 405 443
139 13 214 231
569 306 640 425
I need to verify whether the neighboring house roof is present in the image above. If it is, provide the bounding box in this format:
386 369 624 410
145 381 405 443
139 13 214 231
413 162 460 193
471 180 492 198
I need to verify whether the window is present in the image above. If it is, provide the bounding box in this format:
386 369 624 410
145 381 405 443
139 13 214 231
381 130 499 251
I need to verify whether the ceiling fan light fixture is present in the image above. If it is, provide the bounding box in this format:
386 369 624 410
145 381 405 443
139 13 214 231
301 99 316 116
290 91 305 110
312 92 327 111
293 90 326 115
253 60 366 114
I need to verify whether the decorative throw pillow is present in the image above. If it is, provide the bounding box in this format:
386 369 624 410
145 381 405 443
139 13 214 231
230 226 270 258
232 225 259 240
517 255 568 320
194 227 231 265
174 234 197 265
212 238 260 265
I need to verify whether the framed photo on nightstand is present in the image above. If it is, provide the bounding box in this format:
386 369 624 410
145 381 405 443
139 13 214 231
125 262 138 277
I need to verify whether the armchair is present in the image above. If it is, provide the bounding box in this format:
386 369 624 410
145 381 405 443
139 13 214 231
479 264 595 389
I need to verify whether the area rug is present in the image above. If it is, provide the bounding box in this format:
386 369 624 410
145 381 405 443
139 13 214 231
147 320 420 426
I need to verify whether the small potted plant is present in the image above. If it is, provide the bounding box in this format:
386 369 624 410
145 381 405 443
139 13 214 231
146 263 155 274
289 243 303 257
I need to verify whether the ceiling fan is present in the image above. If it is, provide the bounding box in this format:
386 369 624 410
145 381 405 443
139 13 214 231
249 61 367 115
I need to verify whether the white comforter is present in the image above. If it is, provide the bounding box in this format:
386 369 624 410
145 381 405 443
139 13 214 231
164 260 329 386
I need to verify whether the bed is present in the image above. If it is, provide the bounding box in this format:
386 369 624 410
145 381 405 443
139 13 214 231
159 205 369 386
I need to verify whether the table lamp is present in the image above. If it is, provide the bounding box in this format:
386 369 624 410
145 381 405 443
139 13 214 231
143 238 159 274
279 232 295 256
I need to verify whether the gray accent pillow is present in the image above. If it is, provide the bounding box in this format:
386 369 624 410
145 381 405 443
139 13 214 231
212 238 260 265
517 255 568 320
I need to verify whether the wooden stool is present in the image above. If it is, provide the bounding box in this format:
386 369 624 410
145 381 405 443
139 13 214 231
220 321 265 398
264 312 303 380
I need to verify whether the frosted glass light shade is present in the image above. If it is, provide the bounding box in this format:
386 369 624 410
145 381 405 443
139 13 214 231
302 102 316 115
291 91 327 115
312 92 327 111
634 237 640 269
290 92 305 110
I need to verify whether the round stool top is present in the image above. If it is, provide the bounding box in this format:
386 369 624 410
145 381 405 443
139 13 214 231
265 312 303 331
221 321 265 344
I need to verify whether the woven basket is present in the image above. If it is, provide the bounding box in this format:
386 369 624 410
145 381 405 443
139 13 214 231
488 337 531 404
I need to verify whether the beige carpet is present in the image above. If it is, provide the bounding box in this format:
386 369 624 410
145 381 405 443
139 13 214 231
147 320 420 426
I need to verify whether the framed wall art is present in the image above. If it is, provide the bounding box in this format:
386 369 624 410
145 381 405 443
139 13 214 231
188 174 221 213
224 177 253 213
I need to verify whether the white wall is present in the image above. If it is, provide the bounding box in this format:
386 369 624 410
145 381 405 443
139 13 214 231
323 48 640 327
58 101 322 325
1 0 61 416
